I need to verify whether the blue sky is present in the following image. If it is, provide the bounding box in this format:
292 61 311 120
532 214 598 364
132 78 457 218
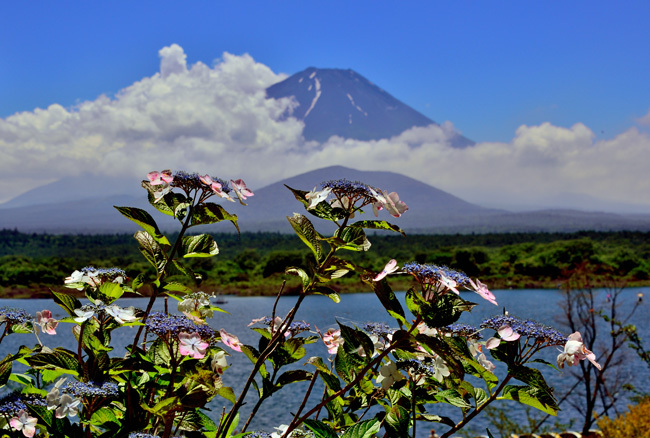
1 1 650 211
3 1 648 142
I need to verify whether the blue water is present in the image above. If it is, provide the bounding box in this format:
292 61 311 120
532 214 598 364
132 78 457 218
2 287 649 436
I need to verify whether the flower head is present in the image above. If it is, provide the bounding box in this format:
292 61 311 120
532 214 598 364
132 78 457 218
482 315 567 348
220 329 243 352
145 312 217 342
230 179 254 205
147 170 173 186
322 328 344 355
63 381 119 398
370 188 408 218
305 186 332 210
64 266 125 290
373 259 399 282
10 409 38 437
377 361 404 389
557 332 601 370
178 331 210 359
485 325 520 350
211 350 229 374
36 309 58 335
469 278 498 306
105 304 138 324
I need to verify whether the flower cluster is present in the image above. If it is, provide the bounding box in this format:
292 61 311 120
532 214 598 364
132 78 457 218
397 356 450 383
364 322 392 337
178 291 213 320
0 306 31 326
322 328 344 355
304 179 408 218
63 381 119 398
73 301 138 325
146 169 253 205
36 309 58 334
249 316 311 337
0 393 46 415
440 323 483 340
481 315 568 347
145 312 217 342
557 332 602 370
64 266 126 290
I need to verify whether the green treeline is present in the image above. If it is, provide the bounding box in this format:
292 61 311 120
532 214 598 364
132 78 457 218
1 229 649 297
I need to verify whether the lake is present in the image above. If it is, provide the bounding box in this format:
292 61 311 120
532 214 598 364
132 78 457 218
1 287 649 436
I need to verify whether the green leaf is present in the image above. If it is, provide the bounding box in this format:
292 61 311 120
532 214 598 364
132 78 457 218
362 277 406 325
134 230 167 274
276 370 313 387
182 233 219 258
311 285 341 303
349 219 406 236
141 396 179 415
97 282 123 304
114 206 170 246
51 290 82 317
285 185 347 222
286 213 323 262
286 266 310 290
509 364 556 402
499 385 559 416
338 322 374 359
217 386 236 404
340 419 381 438
329 226 371 252
384 405 410 438
90 407 119 428
435 389 471 408
406 288 475 328
190 203 239 234
304 419 338 438
0 355 12 385
27 348 81 375
162 282 192 293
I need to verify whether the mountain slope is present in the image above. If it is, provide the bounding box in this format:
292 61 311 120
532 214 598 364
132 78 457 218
266 67 474 147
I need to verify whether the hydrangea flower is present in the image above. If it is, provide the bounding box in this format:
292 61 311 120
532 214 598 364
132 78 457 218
481 315 567 347
145 312 217 342
178 331 210 359
0 307 31 326
178 291 213 320
373 259 399 282
369 188 409 218
63 381 119 398
305 186 332 210
36 309 58 335
64 267 126 290
211 350 229 374
105 304 138 324
9 409 38 437
249 316 311 338
322 328 344 355
485 325 521 350
0 393 46 416
230 178 254 204
200 175 233 201
557 331 601 370
220 329 243 352
402 262 470 300
147 170 173 186
377 361 404 389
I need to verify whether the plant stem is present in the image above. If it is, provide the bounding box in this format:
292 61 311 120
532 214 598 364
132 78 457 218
439 374 513 438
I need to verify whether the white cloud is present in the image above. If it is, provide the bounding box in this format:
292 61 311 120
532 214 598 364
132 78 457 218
1 44 649 213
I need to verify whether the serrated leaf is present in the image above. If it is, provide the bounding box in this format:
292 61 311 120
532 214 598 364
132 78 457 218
435 389 471 408
182 233 219 257
311 286 341 303
51 290 82 317
499 385 559 416
406 288 475 328
385 405 410 438
114 206 170 246
27 348 81 375
329 226 371 252
217 386 236 404
304 419 338 438
340 419 380 438
190 203 239 234
135 230 167 273
97 282 123 304
276 370 313 387
286 266 310 289
162 282 192 293
349 219 406 236
286 213 323 262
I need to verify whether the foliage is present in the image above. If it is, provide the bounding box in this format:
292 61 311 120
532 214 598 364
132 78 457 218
597 397 650 438
0 170 600 438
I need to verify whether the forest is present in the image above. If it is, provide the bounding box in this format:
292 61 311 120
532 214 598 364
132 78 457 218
1 228 649 298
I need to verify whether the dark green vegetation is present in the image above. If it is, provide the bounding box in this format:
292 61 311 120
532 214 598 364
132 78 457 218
1 229 649 297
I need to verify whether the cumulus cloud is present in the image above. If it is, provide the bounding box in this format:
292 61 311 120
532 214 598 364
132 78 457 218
1 44 649 212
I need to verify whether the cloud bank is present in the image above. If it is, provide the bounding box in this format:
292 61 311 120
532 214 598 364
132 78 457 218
1 44 649 212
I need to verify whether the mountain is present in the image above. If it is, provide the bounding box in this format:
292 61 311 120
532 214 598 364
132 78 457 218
2 166 650 234
266 67 474 147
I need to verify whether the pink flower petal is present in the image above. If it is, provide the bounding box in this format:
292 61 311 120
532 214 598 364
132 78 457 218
373 259 399 281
